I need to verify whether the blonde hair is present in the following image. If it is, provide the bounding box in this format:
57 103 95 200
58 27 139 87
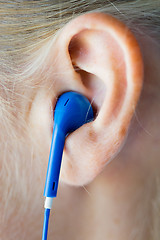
0 0 159 124
0 1 160 239
0 0 159 72
0 0 159 110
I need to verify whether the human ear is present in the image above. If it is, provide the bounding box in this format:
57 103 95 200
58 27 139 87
31 12 143 186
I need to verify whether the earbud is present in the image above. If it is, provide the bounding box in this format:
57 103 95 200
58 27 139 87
43 91 94 202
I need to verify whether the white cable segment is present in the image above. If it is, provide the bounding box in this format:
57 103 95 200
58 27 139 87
44 197 53 209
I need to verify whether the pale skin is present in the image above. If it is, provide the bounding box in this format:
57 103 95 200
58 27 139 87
1 13 160 240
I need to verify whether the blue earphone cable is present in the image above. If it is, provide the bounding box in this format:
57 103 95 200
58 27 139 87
42 208 50 240
42 91 94 240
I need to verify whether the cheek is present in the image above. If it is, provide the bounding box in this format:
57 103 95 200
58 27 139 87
28 90 52 139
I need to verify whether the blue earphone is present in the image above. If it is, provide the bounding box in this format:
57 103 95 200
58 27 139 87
42 91 94 240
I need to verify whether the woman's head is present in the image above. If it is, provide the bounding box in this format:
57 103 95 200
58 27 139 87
0 1 160 240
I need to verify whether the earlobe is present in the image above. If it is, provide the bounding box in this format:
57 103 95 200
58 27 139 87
45 13 144 185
